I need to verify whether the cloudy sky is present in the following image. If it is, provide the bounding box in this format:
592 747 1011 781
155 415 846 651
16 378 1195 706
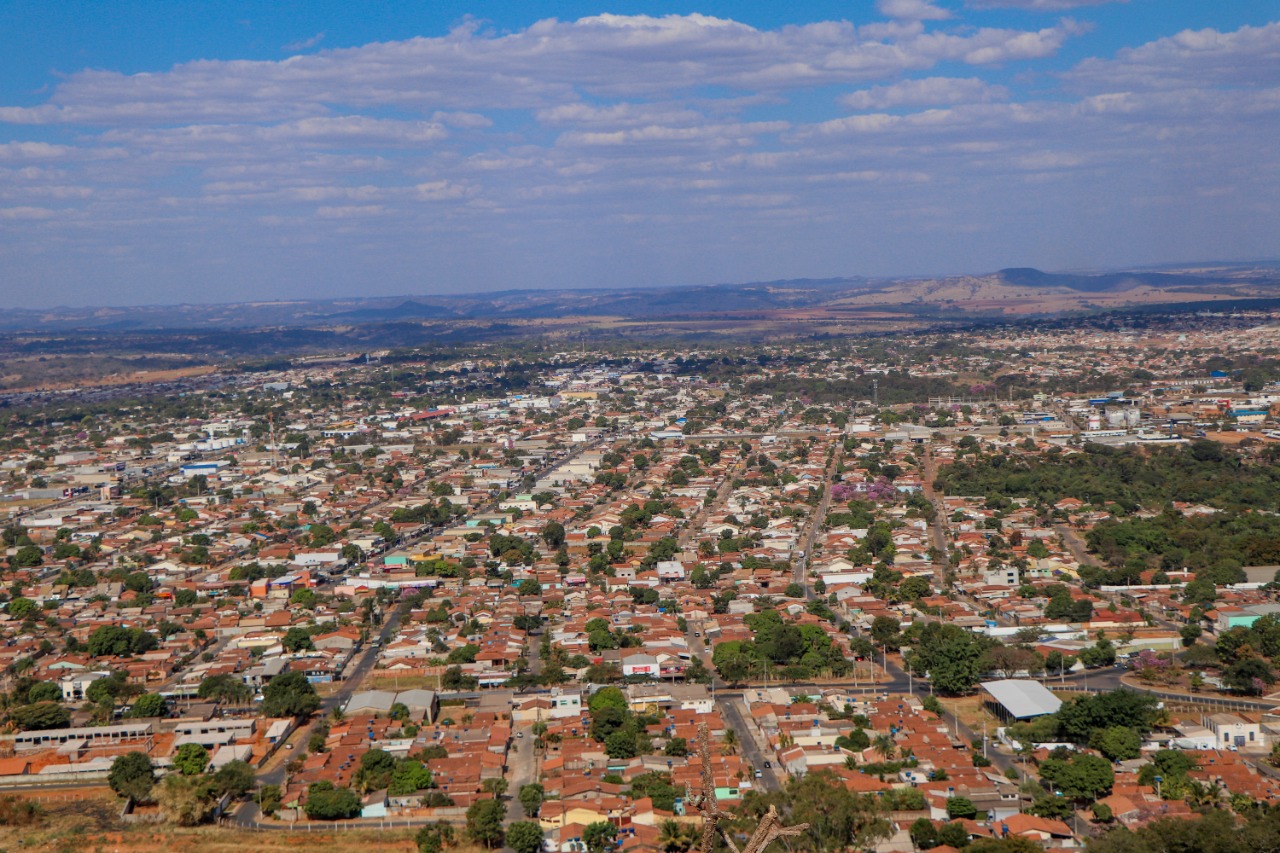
0 0 1276 308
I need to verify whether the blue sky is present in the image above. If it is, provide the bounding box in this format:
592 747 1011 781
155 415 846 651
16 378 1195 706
0 0 1277 307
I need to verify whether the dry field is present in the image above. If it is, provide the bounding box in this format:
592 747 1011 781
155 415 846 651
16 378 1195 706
0 790 479 852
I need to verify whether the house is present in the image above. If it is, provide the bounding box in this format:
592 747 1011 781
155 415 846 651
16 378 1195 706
656 561 686 582
547 689 585 719
621 652 661 678
1204 713 1265 750
60 670 112 702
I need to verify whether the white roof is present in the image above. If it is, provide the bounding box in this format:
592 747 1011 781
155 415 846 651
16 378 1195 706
980 679 1062 719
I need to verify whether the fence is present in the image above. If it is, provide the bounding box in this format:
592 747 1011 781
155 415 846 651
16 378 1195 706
0 769 110 789
1048 682 1277 713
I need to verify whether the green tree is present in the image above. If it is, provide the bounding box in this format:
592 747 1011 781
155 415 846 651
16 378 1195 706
588 686 628 714
733 770 889 853
605 730 638 759
355 748 397 792
508 820 545 853
282 626 315 652
173 742 210 776
466 798 506 849
1056 690 1158 743
209 760 256 798
541 522 566 550
128 692 169 719
304 781 362 819
1225 657 1275 695
909 817 938 850
937 823 970 849
584 821 619 853
109 752 156 802
26 682 62 704
198 673 252 704
6 597 37 620
1038 752 1114 801
261 670 320 718
9 702 70 731
1091 725 1142 761
945 796 977 819
519 783 544 818
908 623 986 695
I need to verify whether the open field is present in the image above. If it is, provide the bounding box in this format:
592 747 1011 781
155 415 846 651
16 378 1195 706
0 356 216 393
941 694 998 737
366 673 443 691
0 791 480 853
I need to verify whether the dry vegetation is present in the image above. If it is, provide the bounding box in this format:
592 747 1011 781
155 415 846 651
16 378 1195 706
0 355 215 392
0 789 471 853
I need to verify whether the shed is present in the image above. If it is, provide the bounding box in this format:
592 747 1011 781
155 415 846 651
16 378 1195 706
980 679 1062 722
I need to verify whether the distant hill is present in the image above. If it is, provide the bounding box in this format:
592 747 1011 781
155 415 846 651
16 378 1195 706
0 264 1277 337
996 267 1214 293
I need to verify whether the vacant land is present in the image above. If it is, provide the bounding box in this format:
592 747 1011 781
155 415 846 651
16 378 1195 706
0 355 215 392
0 791 445 853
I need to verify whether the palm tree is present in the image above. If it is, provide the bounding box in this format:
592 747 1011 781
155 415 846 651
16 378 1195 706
872 733 896 761
658 819 696 853
721 729 737 755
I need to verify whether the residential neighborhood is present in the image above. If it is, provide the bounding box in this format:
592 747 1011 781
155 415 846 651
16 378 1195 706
6 323 1280 850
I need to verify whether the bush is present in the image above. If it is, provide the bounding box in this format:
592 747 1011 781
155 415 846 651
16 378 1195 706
303 781 361 820
946 796 978 819
0 794 43 827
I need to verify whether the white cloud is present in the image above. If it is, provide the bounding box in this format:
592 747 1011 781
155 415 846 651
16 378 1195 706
283 32 326 52
1066 21 1280 90
843 76 1009 109
877 0 953 21
557 120 788 149
101 117 447 153
315 204 387 219
0 206 56 220
969 0 1125 9
0 14 1087 128
0 13 1273 306
414 181 470 201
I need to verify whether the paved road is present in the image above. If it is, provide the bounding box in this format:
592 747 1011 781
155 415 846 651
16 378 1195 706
716 695 783 791
920 447 951 581
797 443 844 600
232 605 404 827
503 721 538 825
677 457 747 551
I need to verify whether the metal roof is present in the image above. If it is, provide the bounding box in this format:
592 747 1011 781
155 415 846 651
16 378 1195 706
980 679 1062 719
